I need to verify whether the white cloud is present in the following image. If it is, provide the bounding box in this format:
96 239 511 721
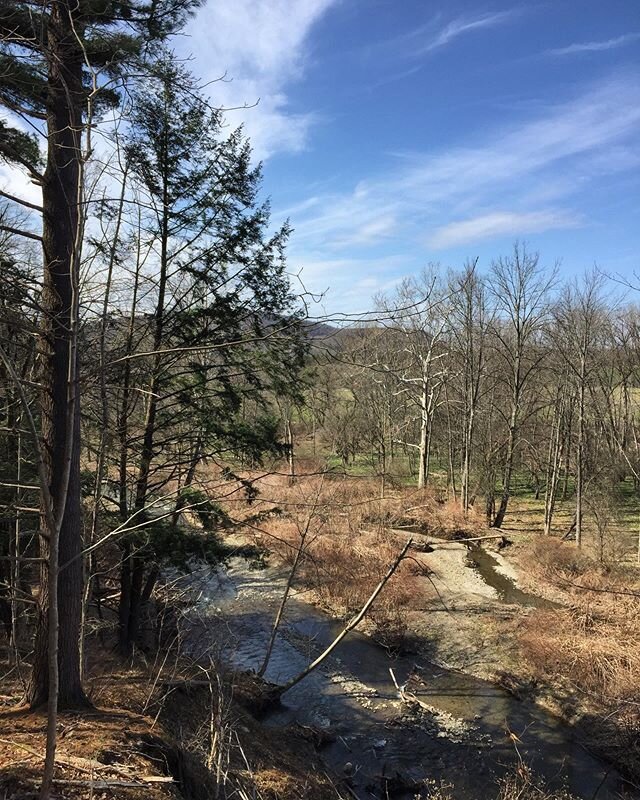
178 0 339 159
548 33 640 57
284 74 640 257
428 210 582 249
417 11 516 55
0 163 42 209
0 111 44 218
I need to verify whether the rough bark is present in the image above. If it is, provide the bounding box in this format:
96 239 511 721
27 0 88 710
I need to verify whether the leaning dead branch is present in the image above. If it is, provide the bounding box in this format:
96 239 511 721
258 477 325 677
388 667 432 713
274 538 413 697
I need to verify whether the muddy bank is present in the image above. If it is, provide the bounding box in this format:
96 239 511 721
173 555 628 800
403 536 541 680
0 638 338 800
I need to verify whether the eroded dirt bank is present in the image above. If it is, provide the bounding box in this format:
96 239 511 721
0 642 341 800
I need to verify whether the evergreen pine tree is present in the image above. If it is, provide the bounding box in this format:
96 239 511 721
0 0 200 707
114 57 306 651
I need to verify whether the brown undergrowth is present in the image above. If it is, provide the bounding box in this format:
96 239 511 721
518 538 640 785
497 763 578 800
244 472 481 651
0 641 340 800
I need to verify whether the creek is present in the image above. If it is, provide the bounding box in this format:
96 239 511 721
466 546 558 608
179 554 629 799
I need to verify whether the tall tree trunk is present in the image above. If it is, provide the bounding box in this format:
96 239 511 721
118 541 132 652
132 136 169 517
115 229 143 656
27 0 87 709
425 408 433 489
560 401 573 501
117 212 144 521
543 388 564 536
462 401 476 513
444 382 456 501
83 167 128 678
493 415 516 529
120 126 170 653
285 416 295 486
576 349 586 549
493 354 521 530
379 436 386 500
10 415 23 672
417 378 428 489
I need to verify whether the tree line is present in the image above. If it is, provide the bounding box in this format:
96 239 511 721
299 254 640 558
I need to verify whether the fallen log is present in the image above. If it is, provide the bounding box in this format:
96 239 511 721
433 534 511 545
391 527 512 546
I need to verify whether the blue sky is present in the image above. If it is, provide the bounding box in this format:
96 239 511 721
199 0 638 314
6 1 637 314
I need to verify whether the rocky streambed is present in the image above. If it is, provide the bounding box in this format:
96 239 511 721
173 547 628 799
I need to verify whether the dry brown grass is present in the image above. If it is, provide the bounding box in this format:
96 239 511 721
255 512 419 650
521 607 640 708
519 538 640 782
237 468 482 535
243 474 481 650
497 763 578 800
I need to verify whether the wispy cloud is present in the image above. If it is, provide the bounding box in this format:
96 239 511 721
178 0 339 159
363 9 520 70
417 11 517 55
333 214 397 247
547 33 640 57
428 210 582 249
282 74 640 279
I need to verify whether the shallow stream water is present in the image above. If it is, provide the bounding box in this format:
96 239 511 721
179 555 630 800
466 547 558 608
